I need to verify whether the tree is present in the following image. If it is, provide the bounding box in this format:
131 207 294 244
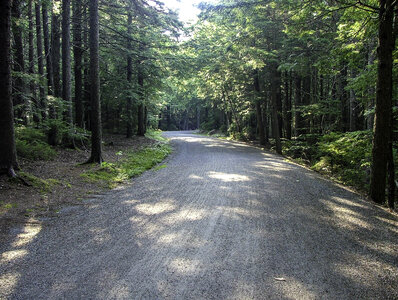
35 1 46 120
369 0 397 206
73 0 84 127
0 0 18 177
62 0 72 124
86 0 102 163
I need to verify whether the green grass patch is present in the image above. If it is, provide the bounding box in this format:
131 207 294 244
81 142 172 189
154 164 167 171
145 129 168 142
16 171 61 194
15 126 57 160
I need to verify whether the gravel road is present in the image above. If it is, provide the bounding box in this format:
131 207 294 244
1 131 398 299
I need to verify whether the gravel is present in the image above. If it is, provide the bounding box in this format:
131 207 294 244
1 131 397 299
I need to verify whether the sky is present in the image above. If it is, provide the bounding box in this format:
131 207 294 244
161 0 213 23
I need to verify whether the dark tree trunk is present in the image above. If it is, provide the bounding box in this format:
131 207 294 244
126 8 133 138
87 0 102 163
339 65 349 132
284 72 292 139
254 70 266 145
51 10 61 99
271 63 282 154
137 63 145 136
73 0 84 127
370 0 396 205
62 0 72 124
0 0 18 176
11 0 26 123
294 75 303 136
35 1 46 121
42 1 54 96
29 0 39 123
83 4 90 129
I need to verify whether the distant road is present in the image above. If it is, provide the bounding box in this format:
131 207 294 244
1 131 397 299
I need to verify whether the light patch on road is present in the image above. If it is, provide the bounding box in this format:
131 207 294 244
169 257 200 274
1 249 28 264
188 174 203 180
135 201 176 215
0 272 20 298
208 171 250 182
11 222 42 247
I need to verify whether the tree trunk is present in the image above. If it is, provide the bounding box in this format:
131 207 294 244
271 63 282 154
29 0 39 124
137 63 145 136
87 0 102 163
51 8 61 99
35 1 46 121
0 0 18 176
254 70 266 145
62 0 72 124
285 71 292 139
294 75 303 136
11 0 26 123
370 0 395 204
126 8 133 138
73 0 84 127
42 1 54 96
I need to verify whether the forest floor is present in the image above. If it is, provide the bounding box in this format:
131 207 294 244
0 134 156 228
1 131 397 299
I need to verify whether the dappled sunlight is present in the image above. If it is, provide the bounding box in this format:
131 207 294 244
321 199 373 231
221 206 263 219
208 171 250 182
331 196 368 209
276 276 318 300
188 174 203 180
0 272 20 298
160 208 208 225
123 199 139 205
169 257 201 274
89 227 112 244
1 250 28 264
135 201 176 215
11 222 42 248
335 253 397 288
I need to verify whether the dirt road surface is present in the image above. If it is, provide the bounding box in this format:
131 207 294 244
1 131 397 299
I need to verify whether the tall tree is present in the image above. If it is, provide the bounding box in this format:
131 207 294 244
51 1 61 99
0 0 18 177
86 0 102 163
35 1 46 120
73 0 84 127
62 0 72 124
369 0 397 205
42 0 54 96
126 6 133 138
11 0 26 123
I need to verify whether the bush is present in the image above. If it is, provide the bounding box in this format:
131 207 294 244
15 127 57 161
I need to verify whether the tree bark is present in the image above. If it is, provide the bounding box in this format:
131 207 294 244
62 0 72 124
29 0 39 123
51 7 61 99
271 63 282 154
254 70 266 145
87 0 102 163
11 0 26 123
126 8 133 138
73 0 84 127
370 0 395 204
35 1 46 121
294 75 303 136
0 0 18 175
42 0 54 96
137 62 145 136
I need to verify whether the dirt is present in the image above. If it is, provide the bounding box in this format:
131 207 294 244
1 131 397 299
0 134 155 226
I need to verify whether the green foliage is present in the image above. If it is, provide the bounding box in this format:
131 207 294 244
283 131 373 191
81 142 171 189
18 172 61 194
44 119 90 148
145 129 168 142
15 127 57 161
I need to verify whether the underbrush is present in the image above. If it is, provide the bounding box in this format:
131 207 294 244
81 140 171 189
283 131 373 191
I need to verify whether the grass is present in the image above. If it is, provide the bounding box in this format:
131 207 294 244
81 138 172 189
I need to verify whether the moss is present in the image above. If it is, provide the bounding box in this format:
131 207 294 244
81 142 172 189
18 172 60 194
154 164 167 171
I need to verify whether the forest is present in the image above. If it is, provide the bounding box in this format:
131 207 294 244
0 0 397 212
